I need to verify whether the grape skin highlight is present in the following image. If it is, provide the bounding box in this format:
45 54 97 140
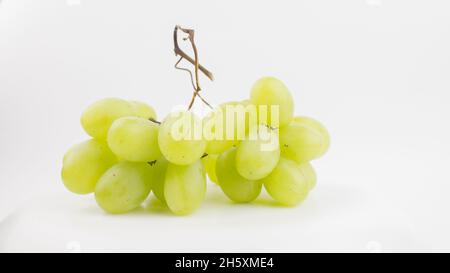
164 160 207 215
62 139 117 194
107 117 161 162
216 148 262 203
95 162 152 214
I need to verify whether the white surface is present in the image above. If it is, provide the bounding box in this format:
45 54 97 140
1 0 450 252
0 184 416 252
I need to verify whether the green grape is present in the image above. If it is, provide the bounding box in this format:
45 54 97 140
203 102 239 155
298 162 317 190
261 157 309 206
148 157 169 202
158 111 206 165
129 100 157 120
216 148 262 203
235 125 280 180
61 139 117 194
81 98 134 140
250 76 294 127
279 116 329 163
95 162 152 214
292 116 330 153
164 160 206 215
203 100 258 154
201 154 218 184
107 117 161 162
239 99 258 135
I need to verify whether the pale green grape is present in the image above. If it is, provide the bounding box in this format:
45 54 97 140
261 157 309 206
240 99 256 134
148 157 169 202
292 116 330 154
129 100 157 120
95 162 152 214
164 160 206 215
280 116 329 163
201 154 218 184
250 77 294 128
235 125 280 180
107 117 161 162
158 111 206 165
216 148 262 203
203 100 258 154
62 139 117 194
203 102 239 154
81 98 134 140
298 162 317 190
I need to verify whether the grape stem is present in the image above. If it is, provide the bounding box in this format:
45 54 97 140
173 25 214 110
149 118 161 124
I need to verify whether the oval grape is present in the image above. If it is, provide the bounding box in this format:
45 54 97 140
61 139 117 194
107 117 161 162
158 111 206 165
235 125 280 180
216 148 262 203
261 157 309 206
81 98 134 140
250 77 294 127
164 160 206 215
95 162 152 214
279 116 329 163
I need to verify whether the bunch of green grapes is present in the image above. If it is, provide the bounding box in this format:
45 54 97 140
62 98 206 215
61 76 329 215
204 76 329 206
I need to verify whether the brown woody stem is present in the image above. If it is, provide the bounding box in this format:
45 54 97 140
173 25 214 110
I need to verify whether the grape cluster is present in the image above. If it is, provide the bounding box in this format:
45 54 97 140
61 76 329 215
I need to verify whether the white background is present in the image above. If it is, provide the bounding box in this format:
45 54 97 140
1 0 450 252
